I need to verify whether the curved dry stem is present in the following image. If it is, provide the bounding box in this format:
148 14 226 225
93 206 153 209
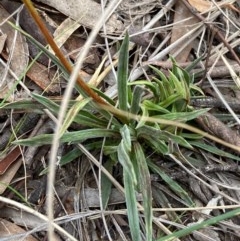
22 0 107 105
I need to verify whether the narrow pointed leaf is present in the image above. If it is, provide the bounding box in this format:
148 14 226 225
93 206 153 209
117 141 137 185
118 33 129 111
130 86 144 115
148 161 194 206
157 207 240 241
60 98 91 135
155 108 210 121
32 92 60 114
101 159 114 209
133 142 152 241
190 141 240 161
124 170 141 241
142 100 170 114
14 129 118 146
120 125 132 152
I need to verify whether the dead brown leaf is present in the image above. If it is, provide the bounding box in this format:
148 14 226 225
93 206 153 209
0 147 22 194
35 0 124 34
0 5 29 76
56 186 143 208
53 17 80 50
0 218 38 241
170 1 199 62
0 146 21 175
188 0 213 12
0 5 29 100
64 35 100 66
26 61 61 93
0 61 16 100
0 159 22 194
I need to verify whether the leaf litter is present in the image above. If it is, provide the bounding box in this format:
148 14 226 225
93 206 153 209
0 0 240 240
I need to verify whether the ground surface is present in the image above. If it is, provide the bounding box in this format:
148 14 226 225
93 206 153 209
0 0 240 240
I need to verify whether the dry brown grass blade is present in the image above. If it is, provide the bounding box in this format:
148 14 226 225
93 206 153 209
21 0 107 106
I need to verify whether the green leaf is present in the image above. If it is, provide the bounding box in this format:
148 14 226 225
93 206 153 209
181 133 203 139
151 72 173 101
150 65 168 83
120 125 132 152
148 161 194 206
14 129 119 146
142 135 169 155
169 71 186 99
117 125 137 185
101 159 114 209
190 141 240 161
59 140 106 166
189 84 205 96
179 66 191 86
159 93 183 109
30 93 113 128
142 100 170 114
152 185 179 221
184 55 204 72
31 93 60 114
157 207 240 241
155 108 210 121
59 148 82 166
161 131 192 149
11 23 68 75
130 86 144 115
128 80 158 99
124 170 141 241
118 33 129 111
91 87 115 105
117 140 137 185
136 104 149 129
103 145 118 155
133 142 152 241
170 56 178 76
170 57 190 87
41 141 116 175
0 100 43 111
73 110 108 128
0 183 32 207
137 126 192 149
